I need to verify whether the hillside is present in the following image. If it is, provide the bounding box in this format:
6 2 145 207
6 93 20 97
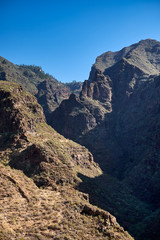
50 39 160 240
0 81 133 240
0 57 71 121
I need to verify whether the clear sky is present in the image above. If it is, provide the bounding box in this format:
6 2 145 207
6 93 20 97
1 0 160 82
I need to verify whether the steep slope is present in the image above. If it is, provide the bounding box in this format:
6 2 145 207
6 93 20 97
35 78 70 122
50 39 160 240
0 162 133 240
0 81 101 187
0 57 71 121
0 81 133 240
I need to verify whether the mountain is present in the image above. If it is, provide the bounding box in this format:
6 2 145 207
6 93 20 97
0 81 134 240
0 57 71 121
92 39 160 75
50 39 160 240
65 80 83 96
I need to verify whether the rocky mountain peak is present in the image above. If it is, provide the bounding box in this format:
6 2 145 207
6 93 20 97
50 39 160 240
93 39 160 76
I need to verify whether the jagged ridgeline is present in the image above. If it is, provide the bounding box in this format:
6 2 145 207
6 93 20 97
0 39 160 240
0 81 133 240
0 57 82 122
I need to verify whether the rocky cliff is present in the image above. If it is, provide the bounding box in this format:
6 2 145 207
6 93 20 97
0 81 133 240
50 39 160 240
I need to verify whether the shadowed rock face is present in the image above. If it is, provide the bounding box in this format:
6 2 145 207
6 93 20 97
35 79 70 122
51 92 104 141
50 39 160 240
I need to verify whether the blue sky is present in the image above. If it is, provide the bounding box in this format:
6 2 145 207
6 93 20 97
1 0 160 82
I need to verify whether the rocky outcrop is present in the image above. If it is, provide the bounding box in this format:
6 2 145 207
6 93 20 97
80 69 112 110
51 69 113 142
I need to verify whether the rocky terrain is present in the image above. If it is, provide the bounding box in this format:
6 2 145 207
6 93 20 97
0 81 133 239
0 58 72 122
1 39 160 240
50 39 160 240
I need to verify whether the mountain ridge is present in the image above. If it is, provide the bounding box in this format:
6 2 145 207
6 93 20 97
0 57 82 122
50 39 160 240
93 39 160 74
1 39 160 239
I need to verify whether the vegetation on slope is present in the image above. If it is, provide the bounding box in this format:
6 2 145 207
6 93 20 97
0 57 71 121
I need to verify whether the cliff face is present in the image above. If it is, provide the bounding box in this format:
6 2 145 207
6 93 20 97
50 39 160 240
35 79 70 122
80 69 112 110
0 81 133 240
